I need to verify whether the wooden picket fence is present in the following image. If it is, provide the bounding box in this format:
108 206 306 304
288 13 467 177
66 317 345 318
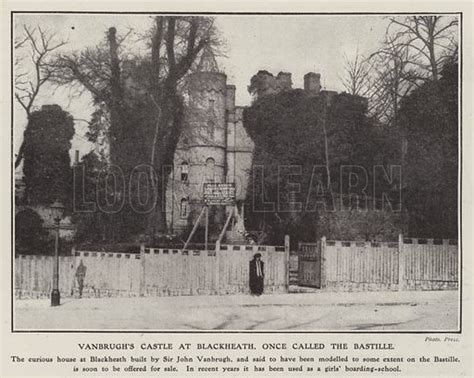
322 240 400 290
15 255 76 298
15 235 458 297
400 237 458 290
317 235 458 291
15 243 289 298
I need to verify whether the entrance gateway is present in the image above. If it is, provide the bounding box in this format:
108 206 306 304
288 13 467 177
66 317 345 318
298 241 321 288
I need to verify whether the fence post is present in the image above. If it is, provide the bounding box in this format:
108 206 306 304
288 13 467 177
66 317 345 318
70 248 78 297
297 241 301 286
284 235 290 292
215 242 221 295
398 234 405 291
320 236 326 289
139 243 145 296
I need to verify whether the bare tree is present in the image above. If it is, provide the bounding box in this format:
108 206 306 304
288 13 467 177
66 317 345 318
387 16 458 81
53 16 223 237
320 102 331 189
340 48 373 98
368 36 416 125
341 16 458 126
340 42 411 125
14 26 67 168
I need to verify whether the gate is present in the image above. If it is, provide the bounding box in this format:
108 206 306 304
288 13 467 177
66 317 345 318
298 242 321 288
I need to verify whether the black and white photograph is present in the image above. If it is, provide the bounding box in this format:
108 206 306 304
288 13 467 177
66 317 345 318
11 12 461 332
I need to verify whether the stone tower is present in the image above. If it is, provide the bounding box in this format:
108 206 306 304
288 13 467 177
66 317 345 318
166 47 227 236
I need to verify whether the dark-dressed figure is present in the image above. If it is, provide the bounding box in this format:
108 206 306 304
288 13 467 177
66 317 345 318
75 260 87 298
249 253 264 295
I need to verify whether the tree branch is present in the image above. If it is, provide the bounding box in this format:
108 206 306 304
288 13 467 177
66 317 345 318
166 17 176 70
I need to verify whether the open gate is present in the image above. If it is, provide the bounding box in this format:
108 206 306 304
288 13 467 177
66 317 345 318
298 242 321 288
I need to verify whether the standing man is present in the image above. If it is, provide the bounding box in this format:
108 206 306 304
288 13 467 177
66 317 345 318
249 253 264 296
75 260 87 298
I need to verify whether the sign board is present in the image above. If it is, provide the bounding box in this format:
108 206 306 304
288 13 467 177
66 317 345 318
203 183 236 205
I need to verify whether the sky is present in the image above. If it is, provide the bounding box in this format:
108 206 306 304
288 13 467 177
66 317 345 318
13 14 393 161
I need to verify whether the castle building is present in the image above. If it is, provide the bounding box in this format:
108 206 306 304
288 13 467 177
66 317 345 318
92 49 356 241
165 50 254 238
15 48 368 245
164 49 337 239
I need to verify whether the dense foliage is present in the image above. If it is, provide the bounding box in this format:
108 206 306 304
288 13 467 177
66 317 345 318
22 104 75 207
72 151 148 244
243 90 401 245
15 208 48 255
400 60 458 238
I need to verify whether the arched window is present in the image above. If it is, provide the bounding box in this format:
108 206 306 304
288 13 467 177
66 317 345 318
205 157 216 183
180 198 189 219
206 157 215 169
180 162 189 182
207 120 215 140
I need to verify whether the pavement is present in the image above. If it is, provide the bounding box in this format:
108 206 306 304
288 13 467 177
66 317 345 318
14 289 459 331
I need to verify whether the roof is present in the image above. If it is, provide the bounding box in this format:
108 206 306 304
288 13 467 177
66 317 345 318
196 46 219 73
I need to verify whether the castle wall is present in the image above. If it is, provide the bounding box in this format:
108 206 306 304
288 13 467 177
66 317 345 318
226 107 254 201
154 69 368 239
164 70 258 238
166 72 229 235
166 70 345 237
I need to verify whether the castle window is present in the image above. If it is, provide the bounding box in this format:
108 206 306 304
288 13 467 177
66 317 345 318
207 120 215 140
206 157 215 169
205 157 216 183
289 190 297 211
180 162 189 182
180 198 189 219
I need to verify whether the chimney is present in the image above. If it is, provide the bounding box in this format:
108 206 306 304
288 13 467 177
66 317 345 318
276 72 292 91
304 72 321 95
226 85 236 112
248 70 274 98
75 150 79 165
